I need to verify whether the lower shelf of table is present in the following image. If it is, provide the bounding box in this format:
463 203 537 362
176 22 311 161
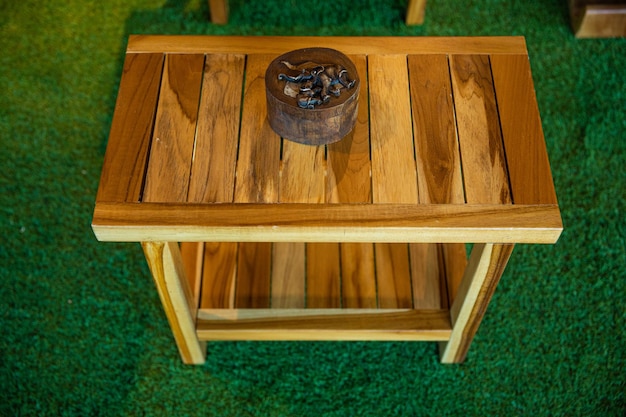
180 241 468 342
195 308 452 341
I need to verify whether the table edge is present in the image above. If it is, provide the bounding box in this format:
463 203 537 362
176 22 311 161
91 202 563 244
126 35 528 55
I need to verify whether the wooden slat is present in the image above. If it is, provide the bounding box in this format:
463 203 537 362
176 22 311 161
339 244 377 308
196 309 452 341
187 54 243 312
279 142 325 203
188 54 244 203
327 55 376 309
409 54 464 205
369 54 417 309
143 54 205 203
441 243 468 306
369 54 418 204
375 244 413 308
327 56 371 203
273 141 326 308
307 243 341 308
179 242 204 311
199 242 237 309
235 242 272 308
96 53 163 203
234 54 280 203
409 244 443 309
93 202 564 244
450 54 512 204
490 54 559 205
128 36 529 56
271 243 305 308
408 54 466 310
232 54 279 309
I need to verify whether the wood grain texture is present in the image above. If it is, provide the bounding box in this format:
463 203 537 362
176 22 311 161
409 54 464 205
188 54 244 203
143 54 205 203
96 53 163 203
235 242 272 308
326 55 376 309
369 54 418 204
231 55 278 309
271 242 305 308
199 242 237 309
180 242 204 311
142 241 206 364
234 54 281 203
93 202 563 244
441 243 468 306
409 244 443 309
369 54 417 309
450 54 511 205
276 142 326 308
406 0 427 25
408 55 466 311
196 309 452 341
440 243 514 363
375 244 413 309
307 243 341 308
327 55 371 204
339 243 377 308
127 36 529 55
490 54 559 205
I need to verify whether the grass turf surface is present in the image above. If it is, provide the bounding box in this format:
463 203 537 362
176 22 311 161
1 0 625 415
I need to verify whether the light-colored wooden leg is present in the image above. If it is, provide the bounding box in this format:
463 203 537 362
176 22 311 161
406 0 427 25
209 0 229 24
142 241 207 364
439 243 514 363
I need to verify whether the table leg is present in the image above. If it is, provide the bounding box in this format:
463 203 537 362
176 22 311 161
142 241 207 364
439 243 514 363
406 0 427 25
209 0 229 24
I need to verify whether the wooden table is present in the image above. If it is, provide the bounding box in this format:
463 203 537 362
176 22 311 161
92 35 562 364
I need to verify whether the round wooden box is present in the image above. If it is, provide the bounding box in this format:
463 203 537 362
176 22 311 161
265 48 360 145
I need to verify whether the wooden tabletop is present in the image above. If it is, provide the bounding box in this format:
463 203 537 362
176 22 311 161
92 36 562 244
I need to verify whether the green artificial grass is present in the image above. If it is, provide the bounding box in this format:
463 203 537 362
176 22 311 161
1 0 625 415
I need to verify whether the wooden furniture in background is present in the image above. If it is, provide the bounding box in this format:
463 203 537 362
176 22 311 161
92 35 562 365
209 0 428 25
569 0 626 38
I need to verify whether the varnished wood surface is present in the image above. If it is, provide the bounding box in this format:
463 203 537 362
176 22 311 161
93 36 563 363
196 309 452 341
96 53 162 203
127 35 528 55
93 202 563 243
440 243 514 363
142 242 206 364
490 54 558 205
94 37 561 244
143 54 205 203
